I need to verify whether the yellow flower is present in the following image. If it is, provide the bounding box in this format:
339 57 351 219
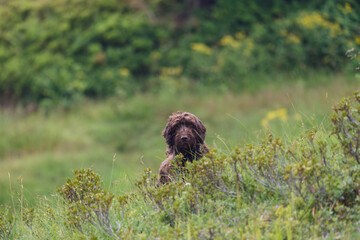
119 68 130 77
191 43 212 55
285 33 301 44
355 36 360 45
219 35 240 48
261 108 288 128
296 11 341 37
160 66 183 77
345 3 352 13
235 32 246 40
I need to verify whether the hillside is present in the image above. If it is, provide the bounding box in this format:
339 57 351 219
1 81 360 239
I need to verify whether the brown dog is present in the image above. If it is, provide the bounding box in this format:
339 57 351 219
158 111 209 184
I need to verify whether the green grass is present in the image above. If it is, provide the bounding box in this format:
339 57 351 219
1 72 360 239
0 72 359 206
2 87 360 239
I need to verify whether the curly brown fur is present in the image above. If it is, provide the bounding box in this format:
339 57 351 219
158 111 209 184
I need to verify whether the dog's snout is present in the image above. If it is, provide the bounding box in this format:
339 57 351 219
181 135 188 141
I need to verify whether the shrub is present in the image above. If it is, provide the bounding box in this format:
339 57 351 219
58 169 120 238
135 152 234 225
1 0 360 106
134 92 360 231
332 92 360 163
0 0 163 106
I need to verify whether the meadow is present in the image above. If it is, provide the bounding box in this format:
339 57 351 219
0 72 357 205
1 72 360 238
1 0 360 238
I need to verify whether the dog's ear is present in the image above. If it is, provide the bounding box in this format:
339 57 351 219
162 123 173 147
162 114 176 147
194 117 206 143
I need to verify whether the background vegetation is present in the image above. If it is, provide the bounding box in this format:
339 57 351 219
1 0 360 238
0 0 359 107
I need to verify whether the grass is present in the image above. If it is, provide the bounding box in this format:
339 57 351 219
0 72 359 206
3 93 360 239
1 72 360 239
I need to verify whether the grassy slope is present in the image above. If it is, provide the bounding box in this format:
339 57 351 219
0 73 358 206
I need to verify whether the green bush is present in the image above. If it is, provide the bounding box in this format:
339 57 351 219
1 0 359 106
187 6 360 87
0 0 164 106
131 92 360 237
58 169 119 238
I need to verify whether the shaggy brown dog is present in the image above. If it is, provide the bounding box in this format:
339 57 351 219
158 111 209 184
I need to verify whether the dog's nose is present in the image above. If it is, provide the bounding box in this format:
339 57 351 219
181 136 188 141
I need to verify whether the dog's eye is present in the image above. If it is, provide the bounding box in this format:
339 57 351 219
173 124 182 132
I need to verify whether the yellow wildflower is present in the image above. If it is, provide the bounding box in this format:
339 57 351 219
191 43 212 55
285 33 301 44
119 68 130 77
296 11 341 37
160 66 183 77
345 3 352 13
235 32 246 40
355 37 360 45
219 35 240 48
261 108 288 128
279 30 300 44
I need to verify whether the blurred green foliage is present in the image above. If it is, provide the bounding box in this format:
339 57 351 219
0 0 359 106
0 0 161 106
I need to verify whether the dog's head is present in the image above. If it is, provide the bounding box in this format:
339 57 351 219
162 111 206 154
